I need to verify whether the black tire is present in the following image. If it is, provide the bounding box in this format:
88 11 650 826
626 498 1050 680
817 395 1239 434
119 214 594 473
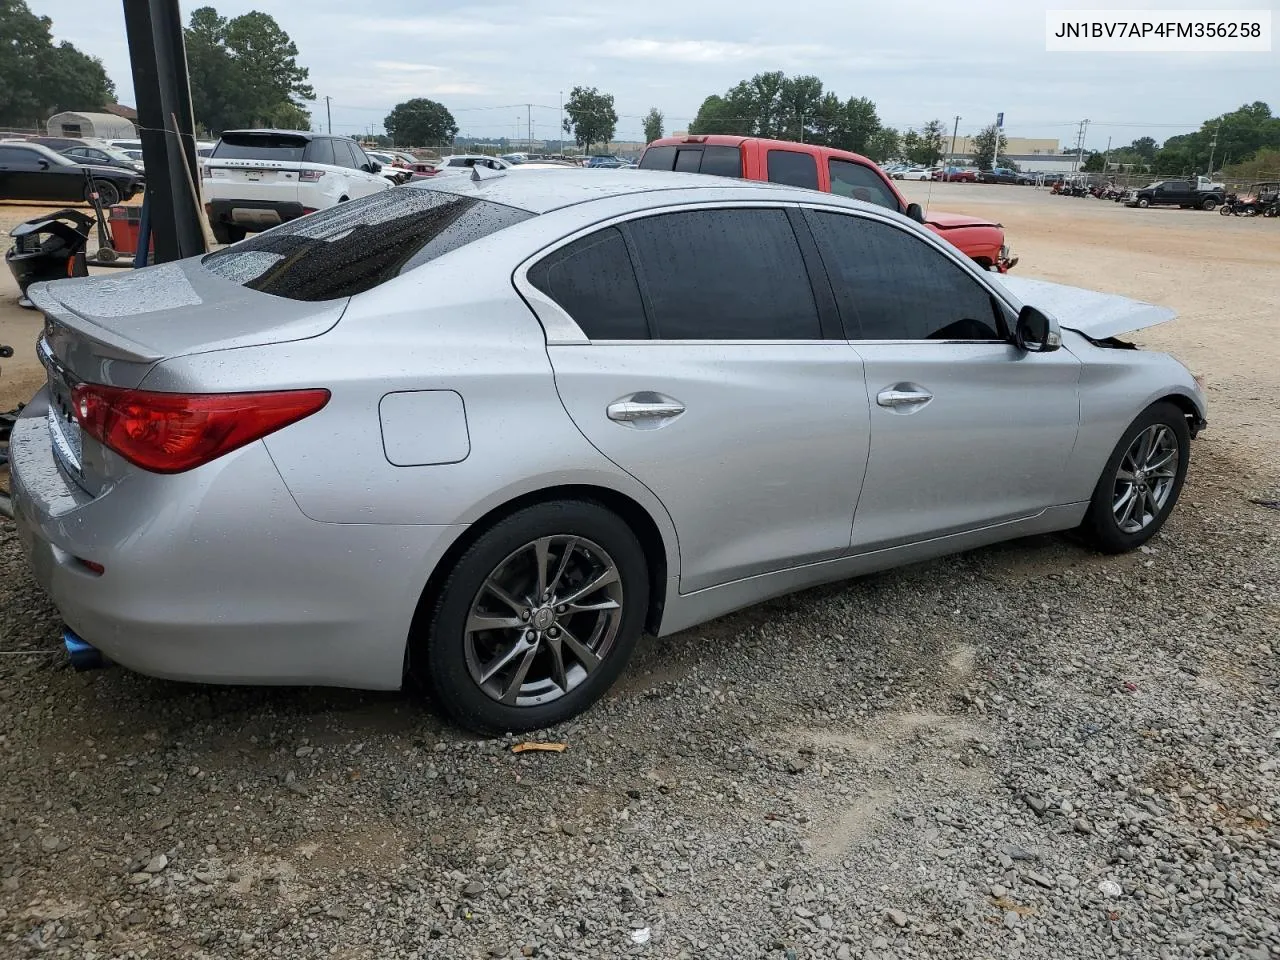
411 500 650 734
87 180 120 207
1137 197 1150 208
1219 205 1232 216
1201 198 1218 211
1078 402 1191 554
210 222 246 245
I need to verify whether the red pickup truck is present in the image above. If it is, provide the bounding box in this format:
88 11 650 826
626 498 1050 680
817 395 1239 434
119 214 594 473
638 135 1017 272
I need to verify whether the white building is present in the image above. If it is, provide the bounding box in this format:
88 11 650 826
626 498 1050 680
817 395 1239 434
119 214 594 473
46 111 137 141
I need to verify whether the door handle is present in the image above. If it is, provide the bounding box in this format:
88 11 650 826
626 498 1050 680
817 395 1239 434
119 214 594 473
606 392 685 427
877 387 933 408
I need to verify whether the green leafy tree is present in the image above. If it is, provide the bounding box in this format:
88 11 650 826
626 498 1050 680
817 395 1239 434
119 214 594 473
0 0 114 127
919 119 946 166
1127 136 1159 162
901 129 923 164
642 107 663 143
563 86 617 152
384 98 458 146
1222 146 1280 180
864 126 901 163
689 94 747 135
185 6 313 134
973 123 1009 170
779 74 824 142
1152 102 1280 174
1081 151 1106 172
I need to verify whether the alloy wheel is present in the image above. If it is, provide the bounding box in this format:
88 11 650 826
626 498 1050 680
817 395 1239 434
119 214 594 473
463 536 624 707
1112 424 1179 533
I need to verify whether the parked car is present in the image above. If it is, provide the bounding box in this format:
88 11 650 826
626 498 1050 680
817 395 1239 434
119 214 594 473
434 155 512 175
640 135 1017 271
1124 179 1224 211
202 130 390 244
0 141 144 206
978 168 1022 185
932 166 979 182
58 142 145 174
9 170 1204 733
895 166 934 181
366 151 414 184
585 155 628 168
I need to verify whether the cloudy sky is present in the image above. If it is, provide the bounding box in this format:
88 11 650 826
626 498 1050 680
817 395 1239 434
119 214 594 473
29 0 1277 150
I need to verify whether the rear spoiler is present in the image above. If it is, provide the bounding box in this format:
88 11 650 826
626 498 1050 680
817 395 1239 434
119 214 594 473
27 282 163 364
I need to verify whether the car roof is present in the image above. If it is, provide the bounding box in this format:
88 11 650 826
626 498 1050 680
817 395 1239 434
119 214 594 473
646 133 880 168
416 168 886 216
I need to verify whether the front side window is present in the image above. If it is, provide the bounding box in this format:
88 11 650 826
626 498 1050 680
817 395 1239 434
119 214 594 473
527 227 649 340
829 159 900 211
626 208 821 340
766 150 818 190
805 210 1003 341
202 189 532 301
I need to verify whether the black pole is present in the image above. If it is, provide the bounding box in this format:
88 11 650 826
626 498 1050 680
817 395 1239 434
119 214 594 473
122 0 206 263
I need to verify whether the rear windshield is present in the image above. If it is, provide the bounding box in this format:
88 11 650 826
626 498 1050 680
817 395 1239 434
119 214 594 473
201 188 533 301
213 133 309 162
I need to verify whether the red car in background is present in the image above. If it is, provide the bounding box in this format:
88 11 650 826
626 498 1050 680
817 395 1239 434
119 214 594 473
932 166 980 182
639 135 1017 272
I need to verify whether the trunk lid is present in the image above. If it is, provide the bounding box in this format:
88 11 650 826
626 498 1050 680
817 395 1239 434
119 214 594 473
205 157 303 187
991 274 1175 339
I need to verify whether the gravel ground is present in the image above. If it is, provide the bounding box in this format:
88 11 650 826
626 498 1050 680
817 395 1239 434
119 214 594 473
1 188 1278 959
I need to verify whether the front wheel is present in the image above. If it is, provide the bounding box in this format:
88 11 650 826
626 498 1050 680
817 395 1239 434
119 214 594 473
1078 402 1191 554
1220 204 1233 216
86 180 120 207
411 500 650 733
1136 197 1150 208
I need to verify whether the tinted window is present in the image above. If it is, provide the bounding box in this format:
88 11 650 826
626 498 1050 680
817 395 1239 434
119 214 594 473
202 189 532 302
350 143 371 169
639 145 676 170
626 209 820 340
806 211 1002 341
829 159 900 211
766 150 818 190
528 228 648 340
332 140 359 168
304 138 334 166
674 148 702 173
0 146 32 163
699 145 742 178
213 133 308 162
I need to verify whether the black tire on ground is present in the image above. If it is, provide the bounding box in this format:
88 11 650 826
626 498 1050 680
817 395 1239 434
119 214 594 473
1077 401 1191 554
210 222 246 245
1137 197 1150 208
411 500 650 734
1201 198 1218 211
87 180 120 207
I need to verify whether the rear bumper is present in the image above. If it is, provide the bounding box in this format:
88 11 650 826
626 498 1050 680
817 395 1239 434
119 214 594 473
8 390 464 690
206 198 309 228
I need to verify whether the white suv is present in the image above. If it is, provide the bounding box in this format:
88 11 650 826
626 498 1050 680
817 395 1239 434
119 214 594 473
203 130 391 243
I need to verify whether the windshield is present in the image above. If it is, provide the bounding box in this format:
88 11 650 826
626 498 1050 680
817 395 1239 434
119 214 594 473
201 187 532 301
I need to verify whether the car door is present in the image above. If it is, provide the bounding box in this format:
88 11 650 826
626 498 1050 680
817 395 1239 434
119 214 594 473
348 142 388 197
803 207 1082 552
527 205 871 593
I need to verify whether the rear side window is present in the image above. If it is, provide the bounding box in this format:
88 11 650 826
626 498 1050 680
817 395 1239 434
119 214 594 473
626 208 820 340
699 145 742 178
638 145 676 170
805 210 1002 341
527 227 649 340
304 139 334 166
766 150 818 190
674 148 702 172
829 159 900 211
201 188 532 301
213 134 308 162
0 146 30 163
331 140 358 168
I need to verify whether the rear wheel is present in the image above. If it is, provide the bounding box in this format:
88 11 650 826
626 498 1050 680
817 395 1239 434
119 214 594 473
86 180 120 207
1078 402 1191 554
210 222 246 245
411 500 650 733
1201 198 1218 211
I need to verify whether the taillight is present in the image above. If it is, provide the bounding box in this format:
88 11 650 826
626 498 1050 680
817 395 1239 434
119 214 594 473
299 169 325 182
71 385 330 474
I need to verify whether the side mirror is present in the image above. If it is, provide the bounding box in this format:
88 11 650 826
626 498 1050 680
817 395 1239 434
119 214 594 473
370 161 382 173
1014 305 1062 353
38 159 50 170
905 202 925 224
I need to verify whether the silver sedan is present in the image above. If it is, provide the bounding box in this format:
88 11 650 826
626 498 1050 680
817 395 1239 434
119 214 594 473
8 170 1206 733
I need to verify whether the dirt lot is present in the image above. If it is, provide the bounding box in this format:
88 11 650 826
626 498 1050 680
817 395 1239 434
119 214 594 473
0 188 1278 960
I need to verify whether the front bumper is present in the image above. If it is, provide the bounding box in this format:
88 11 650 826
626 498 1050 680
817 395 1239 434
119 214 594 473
8 390 463 690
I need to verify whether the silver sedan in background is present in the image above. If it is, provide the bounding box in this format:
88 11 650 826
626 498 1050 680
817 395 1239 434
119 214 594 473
8 170 1205 733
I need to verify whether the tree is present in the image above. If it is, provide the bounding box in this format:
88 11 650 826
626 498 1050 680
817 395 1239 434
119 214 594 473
384 98 458 147
1127 136 1159 162
1081 151 1106 173
563 86 617 153
919 119 946 166
0 0 114 127
778 74 824 142
972 123 1009 170
642 107 664 143
185 6 313 134
864 126 901 163
690 95 747 135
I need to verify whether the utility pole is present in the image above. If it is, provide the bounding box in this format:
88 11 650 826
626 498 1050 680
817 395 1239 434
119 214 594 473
1207 119 1222 176
526 103 532 154
1103 135 1112 174
559 90 564 152
993 112 1004 172
949 115 960 165
1073 118 1089 173
799 110 804 144
324 95 332 134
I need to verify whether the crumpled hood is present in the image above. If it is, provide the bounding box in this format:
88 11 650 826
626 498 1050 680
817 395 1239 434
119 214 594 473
991 274 1176 339
925 210 999 230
